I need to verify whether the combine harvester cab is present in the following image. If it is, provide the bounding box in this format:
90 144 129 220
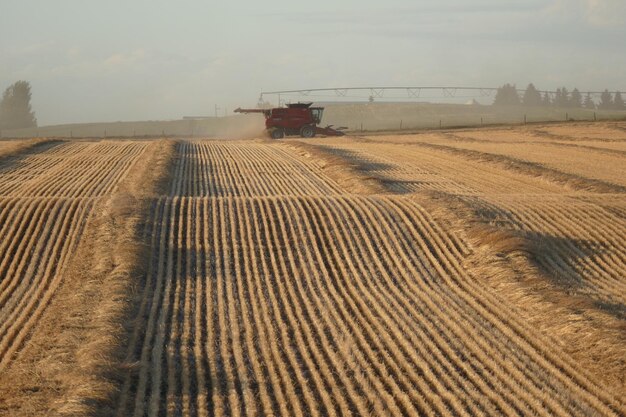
234 102 346 139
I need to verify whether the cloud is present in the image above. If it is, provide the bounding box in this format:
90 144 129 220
544 0 626 27
584 0 626 26
103 49 147 69
2 40 57 55
66 47 81 60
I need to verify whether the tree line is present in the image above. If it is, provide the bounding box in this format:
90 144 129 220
493 83 625 110
0 81 37 131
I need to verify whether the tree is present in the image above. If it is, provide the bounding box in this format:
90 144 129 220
598 89 613 110
522 83 542 106
0 81 37 130
542 91 552 106
554 87 570 107
553 88 563 107
583 93 595 109
570 88 582 108
613 91 625 110
493 84 520 106
561 87 570 106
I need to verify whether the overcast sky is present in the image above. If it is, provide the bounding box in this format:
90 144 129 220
1 0 625 125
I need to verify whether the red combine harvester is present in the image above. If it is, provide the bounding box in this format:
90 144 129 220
234 102 346 139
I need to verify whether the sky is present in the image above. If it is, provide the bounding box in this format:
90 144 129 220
1 0 625 125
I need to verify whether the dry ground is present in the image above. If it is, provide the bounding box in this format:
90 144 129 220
0 121 624 417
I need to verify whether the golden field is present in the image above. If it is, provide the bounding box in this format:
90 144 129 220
0 122 624 417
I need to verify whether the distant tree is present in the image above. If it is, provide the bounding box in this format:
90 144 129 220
493 84 520 106
554 87 570 107
0 81 37 130
561 87 570 104
613 91 625 110
570 88 582 108
522 83 542 106
583 93 595 109
598 89 613 110
542 91 552 106
553 88 563 107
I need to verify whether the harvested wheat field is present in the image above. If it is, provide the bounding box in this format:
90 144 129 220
0 122 625 417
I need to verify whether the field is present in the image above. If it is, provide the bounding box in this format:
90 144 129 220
0 122 624 416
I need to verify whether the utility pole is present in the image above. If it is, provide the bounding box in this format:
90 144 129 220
214 104 221 118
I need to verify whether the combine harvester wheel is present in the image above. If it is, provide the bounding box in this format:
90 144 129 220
270 128 284 139
300 125 316 138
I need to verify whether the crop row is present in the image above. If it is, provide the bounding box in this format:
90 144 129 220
312 141 567 195
0 197 94 370
0 141 146 197
309 136 625 398
329 137 626 308
440 141 626 188
170 142 343 196
465 194 626 307
116 195 619 417
0 141 147 373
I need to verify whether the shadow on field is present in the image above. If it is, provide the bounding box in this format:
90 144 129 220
594 301 626 321
291 141 626 324
524 231 597 288
323 146 396 173
118 197 339 416
467 199 626 322
318 146 421 194
0 140 63 174
378 179 426 194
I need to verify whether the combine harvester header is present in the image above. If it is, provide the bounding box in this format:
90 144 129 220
234 102 346 139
